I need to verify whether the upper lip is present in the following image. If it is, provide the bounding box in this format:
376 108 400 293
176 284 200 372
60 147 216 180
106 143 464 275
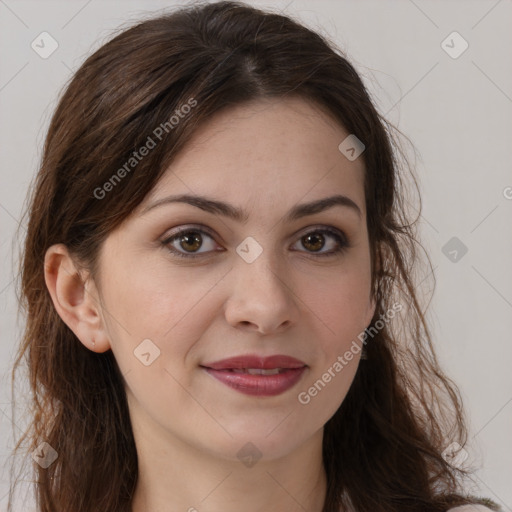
201 354 307 370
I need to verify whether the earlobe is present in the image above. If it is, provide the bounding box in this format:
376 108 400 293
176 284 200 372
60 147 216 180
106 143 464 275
43 244 111 353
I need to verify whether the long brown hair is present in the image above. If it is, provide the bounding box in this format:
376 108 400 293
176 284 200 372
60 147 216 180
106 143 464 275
9 1 497 511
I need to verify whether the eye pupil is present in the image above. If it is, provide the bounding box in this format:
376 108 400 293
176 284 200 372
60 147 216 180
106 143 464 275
166 227 344 259
303 233 324 252
180 231 202 252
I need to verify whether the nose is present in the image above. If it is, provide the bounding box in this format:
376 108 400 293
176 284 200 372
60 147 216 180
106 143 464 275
224 253 300 335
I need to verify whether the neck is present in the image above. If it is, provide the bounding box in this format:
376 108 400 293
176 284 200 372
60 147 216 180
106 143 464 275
129 416 327 512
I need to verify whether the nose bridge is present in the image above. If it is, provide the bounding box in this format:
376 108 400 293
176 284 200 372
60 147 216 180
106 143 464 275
226 235 298 333
235 235 287 296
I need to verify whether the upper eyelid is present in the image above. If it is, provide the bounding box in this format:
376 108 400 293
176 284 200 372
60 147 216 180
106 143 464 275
161 223 346 241
161 224 218 243
161 224 347 249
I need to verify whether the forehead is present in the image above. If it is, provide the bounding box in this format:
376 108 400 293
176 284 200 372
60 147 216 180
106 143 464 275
142 96 366 218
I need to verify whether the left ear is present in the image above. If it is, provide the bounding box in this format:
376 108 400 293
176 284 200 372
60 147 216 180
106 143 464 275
43 243 111 353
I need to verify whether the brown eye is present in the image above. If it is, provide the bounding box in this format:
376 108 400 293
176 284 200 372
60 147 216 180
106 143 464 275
302 232 325 252
162 227 219 259
178 231 203 252
162 225 349 260
293 227 349 257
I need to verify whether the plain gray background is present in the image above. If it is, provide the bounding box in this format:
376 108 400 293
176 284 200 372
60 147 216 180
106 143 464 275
1 0 511 510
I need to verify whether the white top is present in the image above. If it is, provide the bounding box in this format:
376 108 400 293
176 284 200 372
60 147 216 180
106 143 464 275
449 506 494 512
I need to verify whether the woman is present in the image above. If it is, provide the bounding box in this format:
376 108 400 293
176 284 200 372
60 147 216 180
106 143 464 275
9 1 499 511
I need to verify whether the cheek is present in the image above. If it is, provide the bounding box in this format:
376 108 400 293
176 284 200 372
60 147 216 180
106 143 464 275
300 262 373 340
100 255 227 367
295 262 371 406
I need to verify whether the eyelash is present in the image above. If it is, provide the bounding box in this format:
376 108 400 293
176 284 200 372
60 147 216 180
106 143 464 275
161 225 350 260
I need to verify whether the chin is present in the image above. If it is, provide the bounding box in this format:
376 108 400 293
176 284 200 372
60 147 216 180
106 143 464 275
201 416 314 463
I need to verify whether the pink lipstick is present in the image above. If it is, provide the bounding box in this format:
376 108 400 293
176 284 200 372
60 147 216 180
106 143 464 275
201 355 307 397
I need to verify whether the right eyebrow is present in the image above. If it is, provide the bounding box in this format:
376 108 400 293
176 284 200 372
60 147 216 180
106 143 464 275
141 193 362 223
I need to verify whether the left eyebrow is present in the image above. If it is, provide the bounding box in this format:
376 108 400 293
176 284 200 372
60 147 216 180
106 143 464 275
140 193 362 223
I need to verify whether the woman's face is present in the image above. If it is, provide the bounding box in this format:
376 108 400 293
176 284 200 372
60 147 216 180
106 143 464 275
94 96 375 462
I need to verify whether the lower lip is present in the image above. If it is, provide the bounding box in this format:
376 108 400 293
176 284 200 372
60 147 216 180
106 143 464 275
202 367 307 396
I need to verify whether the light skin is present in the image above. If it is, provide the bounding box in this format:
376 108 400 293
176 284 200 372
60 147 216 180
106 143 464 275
44 96 375 512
